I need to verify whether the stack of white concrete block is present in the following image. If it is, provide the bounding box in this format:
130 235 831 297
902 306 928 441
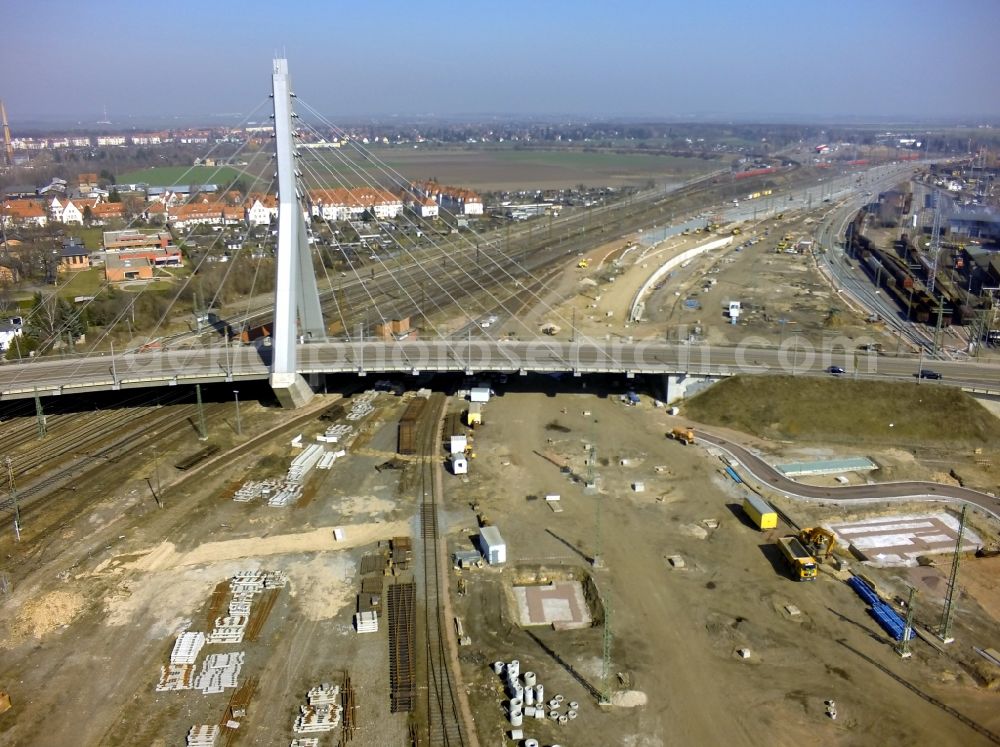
170 632 206 665
230 569 286 593
193 652 244 694
286 444 325 484
267 482 302 507
228 591 255 616
317 451 338 470
187 725 220 746
307 683 340 706
290 740 319 747
317 423 353 443
293 704 342 733
155 663 195 691
346 391 378 421
206 615 248 644
233 479 280 503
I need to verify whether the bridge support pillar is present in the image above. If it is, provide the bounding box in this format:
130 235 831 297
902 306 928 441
272 372 315 409
665 373 719 404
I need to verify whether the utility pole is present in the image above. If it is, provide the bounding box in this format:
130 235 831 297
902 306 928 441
195 384 208 440
938 503 968 643
588 444 601 567
601 599 613 705
895 586 916 658
5 457 20 541
233 389 242 436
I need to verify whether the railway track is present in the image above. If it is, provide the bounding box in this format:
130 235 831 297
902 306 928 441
0 393 222 516
414 393 468 747
0 391 192 480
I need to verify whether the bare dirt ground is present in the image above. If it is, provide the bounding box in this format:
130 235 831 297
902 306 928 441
0 390 419 747
448 384 1000 746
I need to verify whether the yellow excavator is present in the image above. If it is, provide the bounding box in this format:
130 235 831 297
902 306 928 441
799 527 836 559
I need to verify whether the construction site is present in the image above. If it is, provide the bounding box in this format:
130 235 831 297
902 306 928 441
0 371 999 746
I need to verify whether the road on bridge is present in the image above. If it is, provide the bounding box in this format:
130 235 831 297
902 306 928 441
3 340 1000 400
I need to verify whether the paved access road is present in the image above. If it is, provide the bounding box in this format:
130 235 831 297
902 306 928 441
697 430 1000 520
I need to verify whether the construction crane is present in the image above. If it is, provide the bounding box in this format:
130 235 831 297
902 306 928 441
939 503 969 643
0 100 13 167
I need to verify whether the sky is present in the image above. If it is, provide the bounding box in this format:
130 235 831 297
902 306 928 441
4 0 1000 124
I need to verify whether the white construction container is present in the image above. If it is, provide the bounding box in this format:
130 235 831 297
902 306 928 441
449 434 468 454
353 611 378 633
470 386 492 403
479 525 506 564
450 453 468 475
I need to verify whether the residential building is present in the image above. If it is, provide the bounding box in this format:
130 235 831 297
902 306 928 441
78 173 99 192
103 229 173 252
1 200 48 228
411 180 483 215
168 202 224 229
89 202 126 224
409 196 439 219
59 238 91 272
95 135 127 147
0 317 24 353
49 197 88 225
245 194 278 226
104 253 154 282
307 188 403 221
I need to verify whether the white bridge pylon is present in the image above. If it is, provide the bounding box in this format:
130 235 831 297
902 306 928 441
270 58 325 407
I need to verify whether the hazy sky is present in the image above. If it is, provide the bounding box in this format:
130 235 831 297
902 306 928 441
4 0 999 123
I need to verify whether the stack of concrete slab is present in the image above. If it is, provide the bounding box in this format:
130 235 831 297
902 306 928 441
187 725 220 746
290 740 319 747
307 683 340 705
346 391 378 421
230 569 287 592
293 704 342 733
193 652 244 694
317 451 338 470
170 632 206 665
317 423 353 443
206 615 248 644
232 479 281 503
287 444 325 484
267 482 303 507
228 591 254 616
155 663 195 691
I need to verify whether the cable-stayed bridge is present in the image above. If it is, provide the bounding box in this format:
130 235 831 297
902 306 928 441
4 60 997 405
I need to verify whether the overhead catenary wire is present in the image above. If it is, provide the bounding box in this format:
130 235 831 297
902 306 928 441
296 99 620 369
5 111 275 389
10 98 272 358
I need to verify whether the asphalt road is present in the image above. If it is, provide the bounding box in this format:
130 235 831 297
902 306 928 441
697 429 1000 520
3 339 1000 399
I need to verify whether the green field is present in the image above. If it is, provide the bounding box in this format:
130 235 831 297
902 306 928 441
684 375 1000 448
282 146 721 191
116 165 242 187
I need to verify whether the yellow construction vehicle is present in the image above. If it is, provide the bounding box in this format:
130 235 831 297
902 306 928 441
731 227 742 236
668 426 695 445
577 258 590 268
799 527 836 559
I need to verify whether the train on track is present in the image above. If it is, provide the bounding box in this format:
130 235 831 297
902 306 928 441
847 210 981 326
